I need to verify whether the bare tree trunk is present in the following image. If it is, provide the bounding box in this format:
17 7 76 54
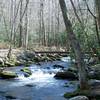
59 0 88 90
13 0 17 46
56 1 60 47
19 0 23 47
95 0 100 29
10 0 14 42
24 0 29 49
94 0 100 46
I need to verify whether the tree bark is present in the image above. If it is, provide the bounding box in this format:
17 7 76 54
24 0 29 49
19 0 23 47
95 0 100 29
59 0 88 89
95 0 100 46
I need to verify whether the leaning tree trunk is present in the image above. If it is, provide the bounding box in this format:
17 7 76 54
95 0 100 46
59 0 88 89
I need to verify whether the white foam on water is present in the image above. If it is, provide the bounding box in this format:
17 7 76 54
61 57 71 62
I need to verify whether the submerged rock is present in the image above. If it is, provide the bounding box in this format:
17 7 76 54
54 71 78 80
53 64 64 69
0 71 17 79
21 67 32 77
69 96 89 100
5 95 17 99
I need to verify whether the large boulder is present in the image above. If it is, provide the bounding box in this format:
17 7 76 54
21 67 32 77
17 51 35 62
54 71 78 80
0 71 17 79
69 96 89 100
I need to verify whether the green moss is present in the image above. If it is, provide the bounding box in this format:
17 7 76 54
95 96 100 100
64 89 80 98
64 88 90 98
21 67 32 75
0 71 17 79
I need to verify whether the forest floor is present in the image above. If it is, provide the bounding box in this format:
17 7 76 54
0 49 21 58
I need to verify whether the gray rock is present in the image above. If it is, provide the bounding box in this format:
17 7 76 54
88 57 98 65
69 96 89 100
88 79 100 87
54 71 78 80
0 57 4 65
17 51 35 61
88 70 100 80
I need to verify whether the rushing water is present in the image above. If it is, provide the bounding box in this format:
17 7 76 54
0 58 77 100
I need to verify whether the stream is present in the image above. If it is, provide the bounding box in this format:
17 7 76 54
0 58 77 100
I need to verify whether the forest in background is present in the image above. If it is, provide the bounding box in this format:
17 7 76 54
0 0 99 53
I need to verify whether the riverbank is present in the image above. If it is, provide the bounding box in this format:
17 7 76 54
0 49 99 100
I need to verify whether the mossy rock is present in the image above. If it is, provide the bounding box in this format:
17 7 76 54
64 89 80 98
0 71 17 79
4 55 18 67
64 88 100 99
21 67 32 76
15 61 23 66
5 61 15 67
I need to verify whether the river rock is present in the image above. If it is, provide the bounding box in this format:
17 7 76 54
0 57 4 65
88 57 98 65
67 67 78 73
21 67 32 77
91 64 100 71
5 95 17 99
0 71 17 79
88 71 100 80
17 51 35 63
5 61 15 67
23 51 35 59
54 71 78 80
53 64 64 69
88 80 100 88
69 96 89 100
